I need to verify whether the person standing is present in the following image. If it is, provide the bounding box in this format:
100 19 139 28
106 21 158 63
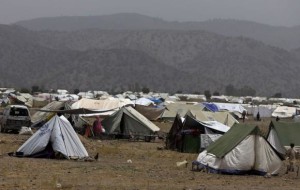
242 110 246 122
93 116 104 137
256 112 260 121
286 143 297 173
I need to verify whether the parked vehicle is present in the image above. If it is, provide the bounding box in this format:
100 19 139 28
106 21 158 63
0 105 31 133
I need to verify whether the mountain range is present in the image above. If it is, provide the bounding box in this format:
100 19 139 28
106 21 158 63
15 13 300 50
0 13 300 97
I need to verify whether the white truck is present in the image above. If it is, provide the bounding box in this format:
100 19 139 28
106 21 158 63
0 105 31 133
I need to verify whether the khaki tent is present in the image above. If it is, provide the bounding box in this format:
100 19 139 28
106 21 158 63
71 98 122 116
102 106 160 138
134 105 165 121
31 101 65 124
161 103 204 121
189 110 238 127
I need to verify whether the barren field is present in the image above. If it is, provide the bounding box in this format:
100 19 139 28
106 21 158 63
0 119 300 190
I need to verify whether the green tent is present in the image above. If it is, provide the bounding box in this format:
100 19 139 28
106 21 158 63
179 110 227 153
197 123 283 175
102 106 160 138
267 121 300 156
206 124 258 158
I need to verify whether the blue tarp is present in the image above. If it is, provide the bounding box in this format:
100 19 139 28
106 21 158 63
202 102 219 112
148 98 163 104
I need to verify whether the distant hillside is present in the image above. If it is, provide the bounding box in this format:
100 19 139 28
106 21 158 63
0 25 217 93
1 25 300 97
15 13 300 50
291 47 300 60
31 30 300 96
40 48 218 93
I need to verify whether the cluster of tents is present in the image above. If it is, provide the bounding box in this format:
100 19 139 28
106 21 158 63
15 100 162 159
166 110 237 153
12 97 300 177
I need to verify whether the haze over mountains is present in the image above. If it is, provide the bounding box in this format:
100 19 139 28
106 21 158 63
1 13 300 97
16 13 300 50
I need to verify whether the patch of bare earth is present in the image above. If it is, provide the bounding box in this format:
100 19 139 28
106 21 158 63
0 119 300 189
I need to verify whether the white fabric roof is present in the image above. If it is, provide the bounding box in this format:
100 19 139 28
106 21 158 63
71 98 133 116
134 98 154 106
17 115 89 159
271 106 296 118
214 102 246 114
200 121 230 133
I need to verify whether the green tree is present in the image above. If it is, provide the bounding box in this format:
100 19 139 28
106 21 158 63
73 89 80 94
20 88 30 93
213 91 220 96
225 84 236 96
272 92 282 98
142 87 150 94
31 85 40 94
239 85 256 96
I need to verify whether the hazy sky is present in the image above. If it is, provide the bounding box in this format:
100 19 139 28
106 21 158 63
1 0 299 26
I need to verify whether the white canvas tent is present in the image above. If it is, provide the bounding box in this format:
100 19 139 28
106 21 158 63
252 105 277 118
271 106 296 118
200 134 222 149
196 124 282 175
71 98 133 116
214 103 246 114
17 115 89 159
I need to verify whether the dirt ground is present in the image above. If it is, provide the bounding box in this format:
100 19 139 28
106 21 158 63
1 118 300 190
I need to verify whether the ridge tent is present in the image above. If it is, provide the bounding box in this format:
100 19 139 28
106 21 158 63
166 114 184 150
134 104 165 121
267 121 300 157
189 110 238 127
17 115 89 159
179 111 230 153
71 98 126 116
208 111 239 127
102 106 160 138
271 106 296 118
31 101 65 128
161 103 204 121
196 124 282 175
